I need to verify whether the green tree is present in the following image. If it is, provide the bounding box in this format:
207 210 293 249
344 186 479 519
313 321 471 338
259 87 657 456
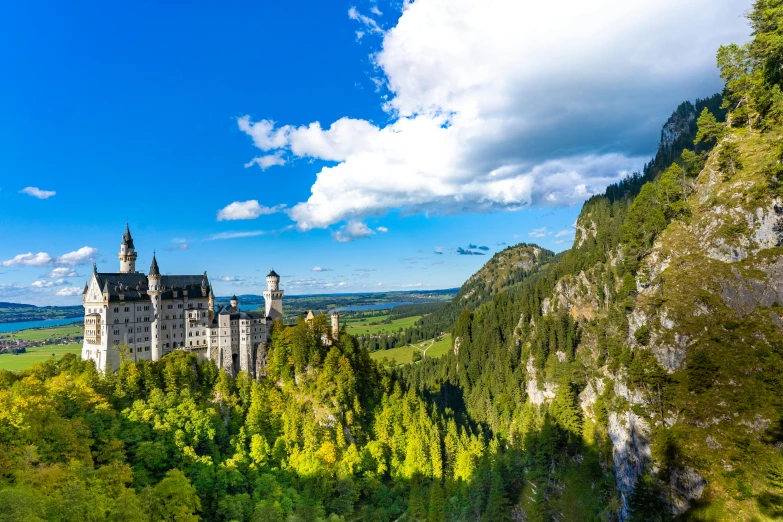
694 108 724 146
717 43 759 129
144 469 201 522
718 141 743 179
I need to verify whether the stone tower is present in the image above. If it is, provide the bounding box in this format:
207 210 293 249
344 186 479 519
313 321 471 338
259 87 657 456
148 252 162 361
263 269 284 321
118 224 137 273
331 312 340 340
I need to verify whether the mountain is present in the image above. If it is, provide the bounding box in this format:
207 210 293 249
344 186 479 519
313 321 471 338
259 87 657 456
1 4 782 521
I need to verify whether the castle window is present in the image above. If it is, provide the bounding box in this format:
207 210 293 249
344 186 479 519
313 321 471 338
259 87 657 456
125 318 129 323
145 346 150 351
137 347 142 352
144 305 149 311
125 307 130 312
114 307 119 313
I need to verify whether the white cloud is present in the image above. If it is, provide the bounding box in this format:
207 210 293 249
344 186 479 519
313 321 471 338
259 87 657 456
401 282 423 287
244 152 286 170
216 276 246 282
2 247 96 269
555 229 575 238
2 252 53 267
31 280 55 288
333 220 375 242
20 187 56 199
285 278 348 290
529 228 549 238
376 226 388 233
239 0 748 230
206 231 266 240
56 287 82 296
46 267 78 278
166 243 189 251
56 246 98 266
311 266 333 272
348 6 385 35
217 200 285 221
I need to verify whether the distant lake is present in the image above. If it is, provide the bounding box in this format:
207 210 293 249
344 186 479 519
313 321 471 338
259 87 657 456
332 302 419 312
0 317 82 334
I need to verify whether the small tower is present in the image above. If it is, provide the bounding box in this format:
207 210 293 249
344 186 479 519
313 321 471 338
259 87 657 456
208 285 215 312
118 224 138 273
148 252 162 361
230 294 239 309
263 269 284 321
331 312 340 340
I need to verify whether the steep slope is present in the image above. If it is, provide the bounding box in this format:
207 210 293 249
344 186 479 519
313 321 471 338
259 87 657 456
453 243 556 310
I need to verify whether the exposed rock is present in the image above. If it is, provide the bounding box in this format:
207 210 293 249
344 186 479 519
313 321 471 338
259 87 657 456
670 466 707 516
608 411 651 521
526 357 557 405
705 435 722 449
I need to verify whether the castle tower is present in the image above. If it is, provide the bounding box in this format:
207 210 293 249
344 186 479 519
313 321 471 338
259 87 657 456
331 312 340 340
230 294 239 309
263 269 284 321
148 252 162 361
118 224 138 273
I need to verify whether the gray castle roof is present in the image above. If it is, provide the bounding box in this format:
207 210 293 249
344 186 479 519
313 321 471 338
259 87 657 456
149 253 160 276
93 272 209 302
268 269 279 278
122 224 135 249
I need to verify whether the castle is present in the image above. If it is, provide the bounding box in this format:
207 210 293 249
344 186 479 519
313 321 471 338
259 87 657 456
81 225 283 376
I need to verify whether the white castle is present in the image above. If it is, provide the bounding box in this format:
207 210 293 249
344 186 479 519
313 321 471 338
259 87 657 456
81 225 283 376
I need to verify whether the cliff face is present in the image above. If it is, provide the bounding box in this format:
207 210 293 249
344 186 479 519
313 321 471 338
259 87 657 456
527 124 783 518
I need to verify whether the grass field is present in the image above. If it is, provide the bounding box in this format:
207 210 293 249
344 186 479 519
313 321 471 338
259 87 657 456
0 342 82 371
0 323 83 342
370 333 452 366
346 315 422 335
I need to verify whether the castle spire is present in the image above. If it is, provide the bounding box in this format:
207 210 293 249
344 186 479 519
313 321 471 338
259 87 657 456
149 251 160 276
119 224 137 273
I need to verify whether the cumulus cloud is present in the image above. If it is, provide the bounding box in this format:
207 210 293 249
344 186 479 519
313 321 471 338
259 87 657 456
31 280 55 288
529 228 549 238
56 287 82 296
333 221 375 242
206 231 265 240
239 0 747 231
216 276 247 282
46 267 78 278
166 243 190 251
20 187 56 199
217 200 286 221
56 247 98 266
377 226 388 233
244 152 286 170
2 252 53 267
555 229 575 238
311 266 333 272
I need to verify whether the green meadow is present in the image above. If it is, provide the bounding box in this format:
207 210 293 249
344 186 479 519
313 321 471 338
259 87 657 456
370 333 452 366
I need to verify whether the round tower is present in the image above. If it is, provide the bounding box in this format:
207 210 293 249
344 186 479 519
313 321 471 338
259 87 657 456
118 224 138 273
263 269 284 321
148 252 162 361
331 311 340 339
230 294 239 309
266 270 280 291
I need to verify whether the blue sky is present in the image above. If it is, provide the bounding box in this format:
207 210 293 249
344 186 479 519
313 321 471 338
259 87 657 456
0 0 749 304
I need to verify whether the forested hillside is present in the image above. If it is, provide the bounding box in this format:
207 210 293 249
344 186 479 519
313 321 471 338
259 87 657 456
1 2 782 521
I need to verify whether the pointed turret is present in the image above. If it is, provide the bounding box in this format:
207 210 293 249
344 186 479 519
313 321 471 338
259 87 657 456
83 282 89 295
118 224 138 273
122 223 135 249
230 294 238 309
149 252 160 276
